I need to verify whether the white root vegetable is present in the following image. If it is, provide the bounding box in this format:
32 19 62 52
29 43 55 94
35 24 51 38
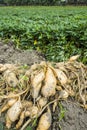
0 64 15 72
24 105 39 118
0 58 86 130
31 70 45 99
25 64 40 77
59 90 69 99
32 83 42 102
6 99 22 122
16 111 25 129
40 61 47 66
3 70 18 87
36 107 51 130
41 67 56 97
30 106 39 118
38 97 47 109
31 70 45 88
6 114 12 129
56 86 62 91
0 98 18 113
25 70 32 77
22 101 33 108
30 64 40 70
54 69 68 85
19 78 27 88
16 101 33 129
69 55 80 62
0 64 4 72
19 74 29 89
53 101 57 112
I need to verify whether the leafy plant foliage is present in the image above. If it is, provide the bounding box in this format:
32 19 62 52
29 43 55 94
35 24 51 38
0 6 87 63
59 102 66 121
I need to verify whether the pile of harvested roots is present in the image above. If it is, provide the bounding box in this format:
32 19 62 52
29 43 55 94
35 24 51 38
0 55 87 130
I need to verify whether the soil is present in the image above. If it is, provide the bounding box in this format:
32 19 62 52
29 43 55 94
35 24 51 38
51 100 87 130
0 42 45 65
0 42 87 130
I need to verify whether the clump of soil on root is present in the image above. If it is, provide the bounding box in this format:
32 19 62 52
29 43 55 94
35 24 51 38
0 42 87 130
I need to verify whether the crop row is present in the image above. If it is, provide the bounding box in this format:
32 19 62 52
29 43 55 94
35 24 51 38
0 6 87 63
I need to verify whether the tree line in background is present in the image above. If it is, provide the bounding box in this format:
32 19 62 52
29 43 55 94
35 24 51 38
0 0 87 6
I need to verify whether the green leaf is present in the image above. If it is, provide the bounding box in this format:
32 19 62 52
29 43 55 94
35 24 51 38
59 102 66 121
26 126 32 130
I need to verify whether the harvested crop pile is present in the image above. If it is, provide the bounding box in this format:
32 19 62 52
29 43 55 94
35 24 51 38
0 55 87 130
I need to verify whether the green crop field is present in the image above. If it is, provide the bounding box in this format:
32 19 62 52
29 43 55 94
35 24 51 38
0 6 87 63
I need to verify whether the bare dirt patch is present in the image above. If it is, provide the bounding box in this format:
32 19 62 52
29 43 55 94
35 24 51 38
0 42 45 65
0 42 87 130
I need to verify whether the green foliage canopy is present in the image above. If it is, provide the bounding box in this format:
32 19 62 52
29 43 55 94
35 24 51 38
0 6 87 64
